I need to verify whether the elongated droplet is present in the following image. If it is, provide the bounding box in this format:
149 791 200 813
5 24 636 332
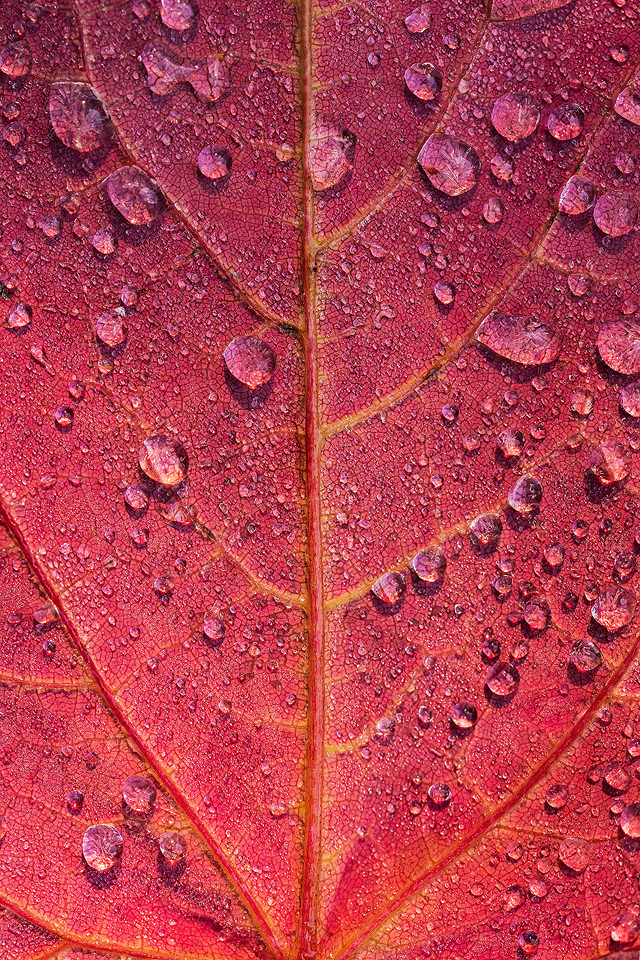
477 312 559 366
104 167 162 225
309 119 356 191
48 81 108 153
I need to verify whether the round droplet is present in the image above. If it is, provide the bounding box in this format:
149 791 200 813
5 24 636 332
203 610 225 646
621 802 640 837
486 661 519 697
411 545 446 582
197 145 232 181
611 905 640 944
592 586 636 631
497 428 524 458
371 571 405 605
518 931 539 956
104 166 162 226
598 317 640 374
545 783 568 810
543 542 565 570
508 475 542 514
503 883 526 911
154 574 173 597
374 716 395 744
418 133 481 197
470 513 502 547
404 4 431 32
558 176 596 215
570 388 594 416
615 85 640 127
48 82 108 153
523 597 549 631
159 831 187 863
451 702 477 730
588 439 631 485
477 312 559 366
558 837 589 873
122 774 156 813
125 482 149 512
593 191 638 237
138 434 189 486
603 762 630 793
433 279 455 305
92 227 116 255
96 311 126 347
427 782 451 808
404 62 442 101
6 302 31 329
491 91 540 141
482 197 504 224
621 382 640 417
417 704 433 727
54 406 74 428
547 103 584 140
309 119 356 191
82 824 123 871
66 789 84 812
569 638 602 674
160 0 196 30
223 336 276 390
0 42 32 78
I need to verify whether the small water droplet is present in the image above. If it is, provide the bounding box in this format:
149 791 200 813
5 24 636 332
197 145 232 181
82 824 123 871
591 586 636 631
469 513 502 547
138 435 189 486
615 85 640 127
159 831 187 863
96 311 126 347
508 475 542 514
518 931 539 956
545 783 568 810
451 702 477 730
558 175 596 215
598 317 640 374
410 545 446 582
486 661 519 697
427 782 451 808
371 571 405 604
160 0 196 30
404 62 442 101
309 119 356 191
122 774 156 814
0 42 32 78
558 837 589 872
482 196 504 224
418 133 481 196
547 102 584 140
223 335 275 390
404 4 431 32
593 191 638 238
66 789 84 812
588 439 630 485
569 638 602 674
6 302 31 329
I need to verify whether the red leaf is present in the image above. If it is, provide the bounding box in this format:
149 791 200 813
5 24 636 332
0 1 640 959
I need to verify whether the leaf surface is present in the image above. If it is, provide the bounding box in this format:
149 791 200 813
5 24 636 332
1 0 640 959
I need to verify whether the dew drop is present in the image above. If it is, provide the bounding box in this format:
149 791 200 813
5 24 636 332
54 406 74 429
0 42 32 78
104 166 162 226
404 62 442 101
48 82 108 153
427 782 451 808
411 545 446 582
160 0 195 30
598 317 640 374
544 542 565 570
122 774 156 813
621 382 640 417
197 145 232 181
486 661 519 697
570 388 594 417
433 279 455 305
309 119 356 191
92 227 116 255
66 789 84 812
546 103 584 140
82 824 123 871
614 85 640 127
588 439 631 485
469 513 502 547
593 191 638 238
159 831 187 863
491 91 540 141
374 716 395 744
138 435 189 486
6 302 31 329
503 883 526 911
223 336 276 389
603 761 630 793
558 176 596 215
558 837 589 872
451 702 477 730
203 610 225 647
96 311 126 348
508 475 542 514
124 482 149 513
545 783 568 810
404 4 431 32
417 133 481 197
568 638 602 674
371 571 405 604
482 197 504 224
620 802 640 837
518 931 539 956
497 428 524 458
591 586 636 630
477 312 559 366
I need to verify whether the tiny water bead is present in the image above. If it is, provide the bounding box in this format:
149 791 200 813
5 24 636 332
591 586 636 630
223 336 276 389
404 62 442 101
138 434 189 486
371 571 405 604
593 191 638 238
159 831 187 864
82 824 123 871
508 475 542 514
104 166 162 225
597 317 640 375
588 439 631 485
410 545 446 582
476 312 559 366
558 176 596 215
546 103 584 140
417 133 481 197
568 638 602 674
491 91 540 141
48 82 108 153
486 661 519 697
619 802 640 837
309 119 356 191
469 513 502 547
197 145 232 181
122 774 156 813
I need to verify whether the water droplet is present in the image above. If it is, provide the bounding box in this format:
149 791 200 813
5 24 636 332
569 638 602 674
620 802 640 837
417 704 433 727
122 774 156 813
203 610 225 646
543 542 564 571
490 153 514 182
141 42 229 102
598 317 640 374
518 931 539 956
404 62 442 101
497 428 524 458
570 387 594 416
522 597 549 631
159 831 187 863
611 905 640 944
545 782 568 810
309 119 356 191
124 482 149 513
158 499 195 528
2 120 25 147
508 475 542 514
138 435 189 486
433 279 455 305
404 4 431 32
154 574 174 598
451 702 477 730
503 883 526 911
418 133 481 196
54 406 73 429
197 145 232 181
603 762 630 793
6 302 31 329
96 311 126 347
374 716 395 744
477 312 559 366
546 103 584 140
371 571 405 604
482 196 504 224
486 661 519 697
615 85 640 127
491 91 540 141
104 167 161 226
82 824 123 871
160 0 195 30
591 586 636 630
621 382 640 417
92 227 116 255
0 42 32 78
48 82 108 153
427 782 451 808
593 191 638 238
411 545 446 581
469 513 502 547
588 439 631 485
558 175 596 215
66 789 84 812
558 837 589 872
223 336 276 390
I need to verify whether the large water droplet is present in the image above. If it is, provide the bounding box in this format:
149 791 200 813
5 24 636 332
591 587 636 630
477 312 559 366
545 783 568 810
469 513 502 547
141 43 229 103
558 837 589 872
159 831 187 863
404 4 431 32
0 42 32 78
486 661 519 697
427 782 451 808
197 145 232 181
309 119 356 191
593 191 638 237
558 176 596 215
418 133 480 196
615 85 640 127
82 824 123 871
621 382 640 417
48 82 108 153
546 103 584 140
223 336 276 389
96 311 126 347
588 439 631 485
611 905 640 944
404 62 442 101
411 545 446 581
371 571 405 605
508 475 542 514
597 317 640 374
497 428 524 458
104 167 162 225
122 774 157 814
6 302 31 329
160 0 195 30
451 702 477 730
138 434 189 486
518 932 539 956
569 638 602 674
491 91 540 141
620 802 640 837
